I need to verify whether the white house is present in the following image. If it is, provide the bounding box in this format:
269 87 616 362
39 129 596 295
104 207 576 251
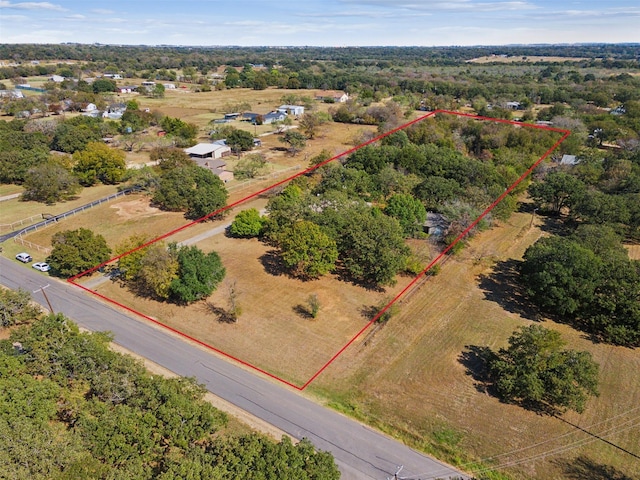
316 90 349 103
163 83 176 89
82 103 98 112
277 105 305 116
49 75 65 83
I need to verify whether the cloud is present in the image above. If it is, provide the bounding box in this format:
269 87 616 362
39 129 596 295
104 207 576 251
0 1 65 11
91 8 114 14
65 14 85 20
338 0 537 12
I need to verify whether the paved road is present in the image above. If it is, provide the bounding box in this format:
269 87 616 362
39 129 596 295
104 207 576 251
0 257 467 480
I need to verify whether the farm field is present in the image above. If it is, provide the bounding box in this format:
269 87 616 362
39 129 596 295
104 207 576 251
309 208 640 480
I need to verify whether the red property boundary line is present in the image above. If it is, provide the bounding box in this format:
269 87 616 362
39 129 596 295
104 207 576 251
69 111 570 391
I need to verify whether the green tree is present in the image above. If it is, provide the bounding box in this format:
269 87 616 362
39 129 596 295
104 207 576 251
339 209 410 286
72 141 127 186
150 147 195 172
234 153 267 180
153 165 228 219
160 116 198 144
92 78 116 93
278 221 338 279
279 130 307 156
528 171 586 214
384 193 427 237
229 208 264 238
0 288 42 328
488 325 599 414
520 236 602 316
22 161 81 204
169 245 226 304
226 128 254 156
47 228 112 277
52 120 102 154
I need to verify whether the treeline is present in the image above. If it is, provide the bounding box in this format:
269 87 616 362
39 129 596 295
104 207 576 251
0 290 340 479
2 44 638 71
230 116 562 287
520 143 640 347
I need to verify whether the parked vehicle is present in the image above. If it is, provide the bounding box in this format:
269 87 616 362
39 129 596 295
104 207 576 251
15 252 32 263
32 262 50 272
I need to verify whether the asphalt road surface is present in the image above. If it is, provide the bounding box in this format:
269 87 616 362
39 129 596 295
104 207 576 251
0 257 467 480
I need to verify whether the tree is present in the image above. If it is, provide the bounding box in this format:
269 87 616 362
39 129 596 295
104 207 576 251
0 288 42 327
153 165 228 219
384 193 427 237
135 243 179 300
47 228 112 277
114 234 149 282
22 161 81 204
488 325 599 414
229 208 264 238
52 120 102 154
92 78 116 93
72 141 127 186
338 209 410 286
234 153 267 180
520 236 602 316
226 128 254 156
279 130 307 156
160 116 198 144
278 221 338 279
528 171 586 214
150 147 195 172
298 112 327 139
169 245 226 304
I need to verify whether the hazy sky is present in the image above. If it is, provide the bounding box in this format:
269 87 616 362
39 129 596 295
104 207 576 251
1 0 639 46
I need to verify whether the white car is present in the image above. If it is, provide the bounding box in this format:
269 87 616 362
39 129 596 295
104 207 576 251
15 252 32 263
32 262 51 272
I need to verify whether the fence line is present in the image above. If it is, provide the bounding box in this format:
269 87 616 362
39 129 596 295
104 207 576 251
0 213 45 232
13 236 51 254
5 188 137 239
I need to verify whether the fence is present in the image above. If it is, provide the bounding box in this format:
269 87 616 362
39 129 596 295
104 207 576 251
0 214 45 233
13 237 51 254
5 188 137 239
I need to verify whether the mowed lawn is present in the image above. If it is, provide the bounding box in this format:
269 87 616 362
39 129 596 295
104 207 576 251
310 208 640 480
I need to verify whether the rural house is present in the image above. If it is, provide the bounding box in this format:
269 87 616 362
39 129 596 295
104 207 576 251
277 105 305 116
315 90 349 103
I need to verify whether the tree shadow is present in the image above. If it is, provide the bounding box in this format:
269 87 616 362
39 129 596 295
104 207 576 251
555 455 635 480
293 304 313 319
259 249 286 277
202 301 236 323
458 345 495 395
477 259 541 321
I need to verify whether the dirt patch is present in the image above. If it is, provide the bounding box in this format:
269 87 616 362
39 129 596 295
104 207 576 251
625 244 640 260
110 198 163 221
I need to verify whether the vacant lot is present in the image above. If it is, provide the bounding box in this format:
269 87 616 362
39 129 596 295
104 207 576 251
310 209 640 480
93 230 413 385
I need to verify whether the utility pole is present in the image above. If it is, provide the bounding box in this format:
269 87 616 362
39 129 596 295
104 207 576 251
33 284 54 314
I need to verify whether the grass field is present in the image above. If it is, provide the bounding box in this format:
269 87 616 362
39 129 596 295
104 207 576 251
308 208 640 480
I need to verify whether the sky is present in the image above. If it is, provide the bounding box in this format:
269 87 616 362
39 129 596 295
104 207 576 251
1 0 639 47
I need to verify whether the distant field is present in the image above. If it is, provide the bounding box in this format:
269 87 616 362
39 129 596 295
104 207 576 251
467 55 589 64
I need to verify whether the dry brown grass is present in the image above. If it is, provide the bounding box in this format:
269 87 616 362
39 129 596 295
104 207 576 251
91 229 412 386
625 244 640 260
310 210 640 480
